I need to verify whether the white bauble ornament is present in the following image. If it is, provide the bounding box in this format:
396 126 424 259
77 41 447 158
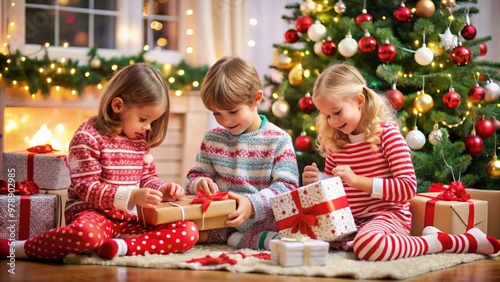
271 99 290 118
484 80 500 102
90 56 102 68
406 127 426 150
300 0 317 15
414 43 434 66
307 21 326 42
314 41 326 56
338 33 358 57
428 123 443 145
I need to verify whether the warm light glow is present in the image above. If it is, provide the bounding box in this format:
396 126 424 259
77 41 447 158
249 18 257 25
186 47 193 54
178 69 185 76
248 40 255 47
5 120 18 133
186 9 193 15
168 77 175 83
29 124 53 148
111 65 118 71
192 81 199 87
97 84 102 89
186 29 194 35
175 90 182 96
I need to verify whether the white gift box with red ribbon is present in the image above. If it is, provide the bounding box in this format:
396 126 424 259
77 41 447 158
271 177 356 242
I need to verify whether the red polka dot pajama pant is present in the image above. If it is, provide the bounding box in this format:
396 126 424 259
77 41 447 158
24 210 199 260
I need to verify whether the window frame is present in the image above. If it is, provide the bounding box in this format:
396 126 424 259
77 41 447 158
3 0 182 65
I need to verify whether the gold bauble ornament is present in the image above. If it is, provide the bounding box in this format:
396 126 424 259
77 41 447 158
486 155 500 179
300 0 317 15
415 0 435 18
441 0 456 15
90 56 102 68
277 53 294 71
288 65 305 86
414 93 434 114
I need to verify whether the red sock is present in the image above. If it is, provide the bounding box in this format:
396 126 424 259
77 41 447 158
0 239 10 259
95 239 124 260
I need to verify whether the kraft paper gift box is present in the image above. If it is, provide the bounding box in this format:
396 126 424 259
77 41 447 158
269 237 329 267
3 150 70 190
137 194 236 231
409 192 488 236
271 176 356 242
0 194 57 240
38 188 68 227
466 188 500 239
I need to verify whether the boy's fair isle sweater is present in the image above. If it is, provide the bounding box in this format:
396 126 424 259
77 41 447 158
324 123 417 228
186 115 299 231
65 117 165 223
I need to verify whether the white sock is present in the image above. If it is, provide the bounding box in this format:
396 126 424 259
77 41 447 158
115 239 128 256
422 226 443 253
13 241 27 258
227 232 244 248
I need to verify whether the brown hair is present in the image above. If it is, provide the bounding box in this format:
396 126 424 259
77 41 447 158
200 56 262 110
313 62 398 156
94 63 170 148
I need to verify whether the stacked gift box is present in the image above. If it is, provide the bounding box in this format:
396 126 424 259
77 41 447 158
1 147 70 240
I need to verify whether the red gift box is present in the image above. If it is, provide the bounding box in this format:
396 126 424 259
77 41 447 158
0 194 57 240
2 150 70 190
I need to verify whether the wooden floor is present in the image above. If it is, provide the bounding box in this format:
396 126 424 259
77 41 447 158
1 255 499 282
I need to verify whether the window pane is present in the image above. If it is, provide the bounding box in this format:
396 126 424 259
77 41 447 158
26 0 56 4
60 12 89 47
95 0 117 11
60 0 89 9
25 8 55 45
94 15 116 49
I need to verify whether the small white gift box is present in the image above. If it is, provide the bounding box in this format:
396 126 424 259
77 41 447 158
269 237 329 267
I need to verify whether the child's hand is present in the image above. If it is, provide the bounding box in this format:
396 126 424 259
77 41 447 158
131 188 163 209
225 192 253 227
331 165 356 186
302 162 319 185
195 177 219 195
160 183 185 201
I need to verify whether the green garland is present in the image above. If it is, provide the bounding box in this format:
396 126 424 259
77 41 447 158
0 46 208 95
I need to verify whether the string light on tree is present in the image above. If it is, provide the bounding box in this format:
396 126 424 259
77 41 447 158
300 0 317 15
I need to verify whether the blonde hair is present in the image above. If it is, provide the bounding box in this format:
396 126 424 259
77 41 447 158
94 63 170 148
313 62 398 156
200 56 262 110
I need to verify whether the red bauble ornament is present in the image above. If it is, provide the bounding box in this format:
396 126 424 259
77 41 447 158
378 42 397 63
450 45 472 66
480 42 488 56
464 134 484 156
385 86 405 111
296 16 314 33
285 29 300 44
468 85 485 103
355 10 373 25
393 5 411 23
298 94 315 114
295 134 312 151
442 88 461 109
475 116 495 140
321 40 337 56
460 24 477 40
358 35 377 53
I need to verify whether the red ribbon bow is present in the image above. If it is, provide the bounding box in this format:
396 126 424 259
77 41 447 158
27 144 57 154
0 179 41 195
190 190 229 213
429 181 471 202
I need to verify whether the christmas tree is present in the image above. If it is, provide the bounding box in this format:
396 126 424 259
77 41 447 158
261 0 500 191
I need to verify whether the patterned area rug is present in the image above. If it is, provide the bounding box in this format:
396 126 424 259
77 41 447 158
63 244 488 280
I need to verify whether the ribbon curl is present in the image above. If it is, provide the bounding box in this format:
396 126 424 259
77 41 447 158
0 179 40 195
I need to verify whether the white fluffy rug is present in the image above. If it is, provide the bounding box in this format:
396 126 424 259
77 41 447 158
63 244 488 280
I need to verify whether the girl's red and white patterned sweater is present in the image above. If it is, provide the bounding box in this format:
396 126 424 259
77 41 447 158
65 117 165 224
